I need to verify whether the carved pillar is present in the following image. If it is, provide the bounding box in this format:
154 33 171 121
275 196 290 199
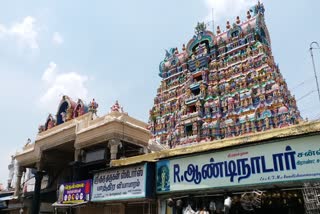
13 166 23 197
31 171 44 214
109 139 121 165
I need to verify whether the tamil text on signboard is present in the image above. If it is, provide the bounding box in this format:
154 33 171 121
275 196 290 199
92 164 146 201
156 135 320 193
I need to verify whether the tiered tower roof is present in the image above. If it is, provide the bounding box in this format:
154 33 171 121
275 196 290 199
148 2 302 149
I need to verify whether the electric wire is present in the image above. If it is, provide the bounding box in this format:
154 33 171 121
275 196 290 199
297 90 316 101
291 76 315 91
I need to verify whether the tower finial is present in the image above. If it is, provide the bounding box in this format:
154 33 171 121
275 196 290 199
236 16 241 24
195 22 206 34
226 21 231 30
216 26 221 34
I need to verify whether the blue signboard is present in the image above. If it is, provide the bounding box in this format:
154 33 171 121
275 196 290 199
157 135 320 193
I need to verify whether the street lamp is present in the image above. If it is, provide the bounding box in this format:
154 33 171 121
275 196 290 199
309 41 320 103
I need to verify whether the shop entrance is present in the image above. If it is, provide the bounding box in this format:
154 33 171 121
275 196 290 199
161 189 306 214
125 202 157 214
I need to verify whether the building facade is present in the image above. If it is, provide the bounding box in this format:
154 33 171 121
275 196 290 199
7 2 320 214
13 97 159 214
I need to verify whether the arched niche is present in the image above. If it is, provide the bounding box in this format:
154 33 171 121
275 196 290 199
45 114 55 130
186 30 215 56
227 25 242 39
73 99 88 118
56 96 76 125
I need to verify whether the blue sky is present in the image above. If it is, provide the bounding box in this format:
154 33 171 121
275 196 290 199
0 0 320 185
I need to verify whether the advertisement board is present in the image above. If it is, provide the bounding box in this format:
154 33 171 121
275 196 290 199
92 164 147 201
57 180 92 204
156 135 320 193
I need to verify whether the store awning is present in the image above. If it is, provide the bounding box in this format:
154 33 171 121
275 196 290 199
52 201 88 208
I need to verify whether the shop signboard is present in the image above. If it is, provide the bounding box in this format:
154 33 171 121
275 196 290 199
156 135 320 193
57 180 92 204
92 163 149 201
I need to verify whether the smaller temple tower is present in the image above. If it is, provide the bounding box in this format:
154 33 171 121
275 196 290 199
38 95 91 133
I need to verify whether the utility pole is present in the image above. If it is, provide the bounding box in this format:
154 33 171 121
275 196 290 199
309 42 320 103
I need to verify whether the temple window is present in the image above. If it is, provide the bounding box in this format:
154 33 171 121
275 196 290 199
231 30 239 38
188 105 197 113
191 88 200 96
185 124 193 136
194 75 202 82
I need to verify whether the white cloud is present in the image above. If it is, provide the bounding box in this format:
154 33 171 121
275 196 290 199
0 16 39 49
0 25 6 35
42 62 57 83
40 62 89 113
52 32 63 45
205 0 258 28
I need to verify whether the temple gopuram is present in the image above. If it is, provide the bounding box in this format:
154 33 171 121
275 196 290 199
148 2 302 148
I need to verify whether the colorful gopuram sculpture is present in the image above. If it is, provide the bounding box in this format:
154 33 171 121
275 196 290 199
148 2 302 148
38 95 93 133
110 100 125 113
